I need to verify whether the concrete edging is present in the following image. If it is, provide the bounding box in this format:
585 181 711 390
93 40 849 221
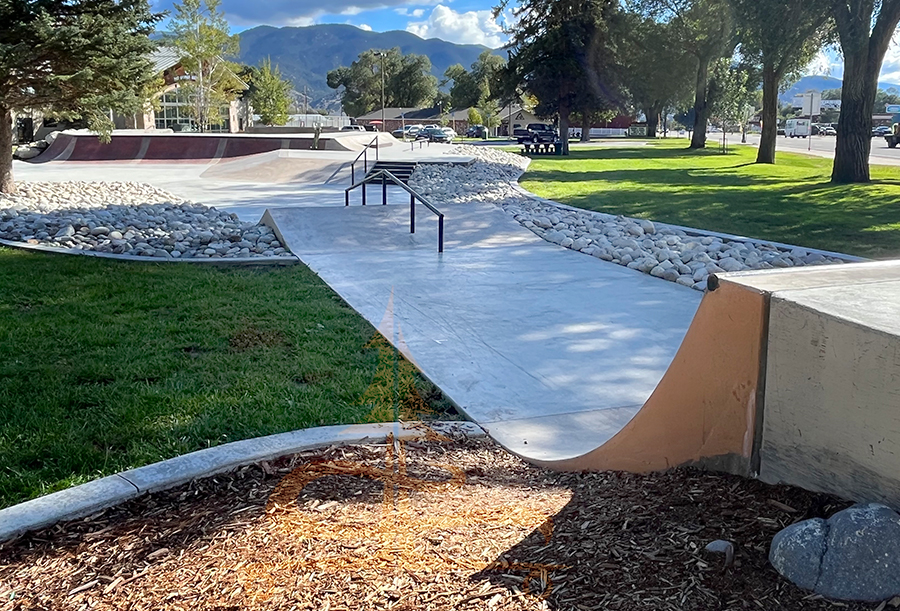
0 237 301 265
508 182 865 263
0 420 484 543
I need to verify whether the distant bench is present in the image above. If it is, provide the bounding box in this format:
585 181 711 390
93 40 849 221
521 142 560 155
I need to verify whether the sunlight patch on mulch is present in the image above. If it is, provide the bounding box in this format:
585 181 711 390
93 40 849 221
0 429 872 610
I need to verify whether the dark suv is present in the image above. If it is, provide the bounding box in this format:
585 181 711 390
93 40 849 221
515 123 557 144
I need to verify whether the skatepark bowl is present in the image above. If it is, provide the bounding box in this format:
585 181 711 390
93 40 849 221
14 131 900 513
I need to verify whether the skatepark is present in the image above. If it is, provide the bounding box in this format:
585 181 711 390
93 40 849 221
4 130 898 510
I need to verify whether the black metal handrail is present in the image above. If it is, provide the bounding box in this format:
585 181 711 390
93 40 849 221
350 134 380 184
344 169 444 253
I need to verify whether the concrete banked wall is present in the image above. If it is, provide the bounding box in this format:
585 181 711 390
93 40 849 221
551 260 900 510
741 261 900 507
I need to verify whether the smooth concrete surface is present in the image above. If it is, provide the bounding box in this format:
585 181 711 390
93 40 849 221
266 201 703 462
759 273 900 507
11 145 467 223
0 421 483 542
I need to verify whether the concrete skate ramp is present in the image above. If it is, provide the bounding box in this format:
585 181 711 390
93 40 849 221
535 276 766 475
31 131 400 163
201 151 349 184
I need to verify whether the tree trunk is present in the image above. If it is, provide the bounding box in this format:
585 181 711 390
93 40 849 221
832 56 877 183
757 63 780 164
0 106 15 195
690 59 710 149
580 112 590 142
559 99 570 155
646 104 661 138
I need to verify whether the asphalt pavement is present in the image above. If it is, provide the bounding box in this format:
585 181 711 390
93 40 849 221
726 132 900 167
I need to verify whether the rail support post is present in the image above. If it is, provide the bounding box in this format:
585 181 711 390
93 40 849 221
438 215 444 253
362 181 366 206
382 173 387 205
410 193 415 233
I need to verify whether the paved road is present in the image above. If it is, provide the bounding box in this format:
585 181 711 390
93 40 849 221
726 133 900 167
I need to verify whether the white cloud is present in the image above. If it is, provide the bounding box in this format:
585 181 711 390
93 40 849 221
359 23 373 30
406 5 507 48
395 7 426 17
218 0 417 27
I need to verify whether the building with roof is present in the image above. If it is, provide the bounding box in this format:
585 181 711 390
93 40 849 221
121 47 249 133
354 104 542 137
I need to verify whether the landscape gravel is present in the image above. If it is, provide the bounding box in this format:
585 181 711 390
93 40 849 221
411 144 846 291
0 181 292 259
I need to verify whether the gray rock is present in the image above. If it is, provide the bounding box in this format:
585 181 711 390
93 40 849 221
108 230 123 240
819 504 900 601
770 518 827 591
770 504 900 602
54 225 75 238
544 230 566 245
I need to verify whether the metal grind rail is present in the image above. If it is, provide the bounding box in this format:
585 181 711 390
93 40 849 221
344 169 445 253
349 134 380 184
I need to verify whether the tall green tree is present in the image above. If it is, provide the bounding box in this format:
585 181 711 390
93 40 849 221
637 0 736 148
708 59 759 149
444 50 507 109
0 0 161 194
830 0 900 182
500 0 620 155
730 0 832 164
248 58 292 126
620 14 695 137
170 0 240 132
327 49 438 117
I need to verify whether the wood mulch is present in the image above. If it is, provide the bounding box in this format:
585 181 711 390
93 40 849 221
0 428 883 610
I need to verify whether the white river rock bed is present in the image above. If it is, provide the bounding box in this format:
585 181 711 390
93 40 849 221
410 145 846 291
0 182 292 259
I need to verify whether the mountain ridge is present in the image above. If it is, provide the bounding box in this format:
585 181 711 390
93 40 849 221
235 24 491 111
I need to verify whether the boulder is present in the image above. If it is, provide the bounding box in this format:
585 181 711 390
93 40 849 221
770 503 900 602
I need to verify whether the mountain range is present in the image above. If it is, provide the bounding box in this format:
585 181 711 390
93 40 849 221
779 75 900 101
236 24 490 111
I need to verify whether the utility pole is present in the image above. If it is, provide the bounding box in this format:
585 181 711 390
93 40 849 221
375 51 386 131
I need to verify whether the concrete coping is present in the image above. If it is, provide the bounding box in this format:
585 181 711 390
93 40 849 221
0 237 301 265
0 420 484 544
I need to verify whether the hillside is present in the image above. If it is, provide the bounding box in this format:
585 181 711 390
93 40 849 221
236 24 491 110
781 75 900 101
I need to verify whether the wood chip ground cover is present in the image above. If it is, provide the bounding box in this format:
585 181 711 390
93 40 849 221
0 433 876 610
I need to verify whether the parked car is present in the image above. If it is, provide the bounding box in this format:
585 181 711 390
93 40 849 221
466 124 486 138
341 124 365 131
823 126 837 136
515 123 557 144
391 124 424 139
442 127 457 139
418 127 452 143
872 125 892 137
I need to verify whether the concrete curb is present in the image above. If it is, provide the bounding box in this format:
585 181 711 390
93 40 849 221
0 420 484 544
0 237 301 265
508 182 866 263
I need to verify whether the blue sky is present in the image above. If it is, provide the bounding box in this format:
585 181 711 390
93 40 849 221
149 0 900 83
153 0 511 47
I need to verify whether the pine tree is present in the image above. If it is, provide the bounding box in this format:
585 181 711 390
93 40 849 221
0 0 161 194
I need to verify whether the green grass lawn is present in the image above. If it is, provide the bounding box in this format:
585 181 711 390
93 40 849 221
519 140 900 258
0 248 451 508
